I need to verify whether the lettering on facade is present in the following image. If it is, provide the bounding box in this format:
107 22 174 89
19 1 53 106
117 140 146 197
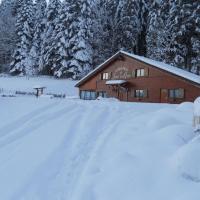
113 66 134 79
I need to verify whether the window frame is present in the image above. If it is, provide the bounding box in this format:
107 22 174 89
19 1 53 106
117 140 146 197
134 89 148 98
80 90 97 100
102 72 109 80
169 88 184 99
98 91 107 98
136 69 145 77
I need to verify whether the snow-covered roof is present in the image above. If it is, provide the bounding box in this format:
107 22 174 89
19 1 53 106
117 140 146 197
75 50 200 87
121 51 200 85
33 85 46 89
106 80 127 85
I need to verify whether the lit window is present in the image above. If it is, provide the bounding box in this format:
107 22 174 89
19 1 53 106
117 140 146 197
102 72 109 80
136 69 145 77
169 89 184 99
135 89 148 98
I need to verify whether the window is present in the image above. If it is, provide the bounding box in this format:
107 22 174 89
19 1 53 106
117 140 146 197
80 90 97 100
135 89 148 98
169 89 184 99
98 91 107 98
136 69 145 77
136 68 148 77
102 72 109 80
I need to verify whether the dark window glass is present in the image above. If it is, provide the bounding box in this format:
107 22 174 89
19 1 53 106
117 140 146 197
135 89 148 98
90 92 96 100
80 90 97 100
98 91 107 98
85 91 91 100
169 89 184 99
80 91 85 99
169 90 174 98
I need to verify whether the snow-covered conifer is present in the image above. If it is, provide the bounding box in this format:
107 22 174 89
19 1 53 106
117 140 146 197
0 0 17 72
67 0 94 79
29 0 47 74
39 0 61 75
10 0 34 75
164 0 199 72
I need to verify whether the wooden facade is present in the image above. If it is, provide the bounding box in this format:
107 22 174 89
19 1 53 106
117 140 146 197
76 51 200 103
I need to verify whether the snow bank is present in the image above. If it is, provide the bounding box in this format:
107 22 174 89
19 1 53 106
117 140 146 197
176 102 194 112
194 97 200 116
194 97 200 132
96 96 119 102
173 136 200 183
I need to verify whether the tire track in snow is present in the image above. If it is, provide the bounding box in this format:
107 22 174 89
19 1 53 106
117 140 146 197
18 104 120 200
0 101 60 138
70 109 132 200
0 105 84 200
15 105 90 200
0 102 79 149
55 105 124 200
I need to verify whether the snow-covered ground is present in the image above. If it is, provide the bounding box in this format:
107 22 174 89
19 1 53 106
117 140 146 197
0 75 78 96
0 76 200 200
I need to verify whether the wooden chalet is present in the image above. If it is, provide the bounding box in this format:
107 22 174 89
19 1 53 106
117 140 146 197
75 51 200 103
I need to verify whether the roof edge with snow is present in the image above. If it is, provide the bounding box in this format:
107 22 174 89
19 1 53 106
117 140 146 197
75 50 200 87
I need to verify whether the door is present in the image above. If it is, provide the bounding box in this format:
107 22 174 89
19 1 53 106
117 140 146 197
160 89 168 103
118 87 128 101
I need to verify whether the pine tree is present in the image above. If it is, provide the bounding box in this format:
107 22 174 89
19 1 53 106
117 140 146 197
50 1 70 78
146 0 172 62
137 0 150 56
114 0 140 53
92 0 140 67
29 0 47 74
164 0 199 72
191 3 200 75
0 0 17 72
10 0 34 75
67 0 94 79
39 0 61 75
91 0 117 66
146 0 160 59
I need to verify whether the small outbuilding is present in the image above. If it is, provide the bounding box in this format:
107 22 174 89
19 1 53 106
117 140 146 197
33 86 46 97
75 50 200 103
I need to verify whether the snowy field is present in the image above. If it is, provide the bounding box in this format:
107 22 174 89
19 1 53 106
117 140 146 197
0 76 200 200
0 75 78 96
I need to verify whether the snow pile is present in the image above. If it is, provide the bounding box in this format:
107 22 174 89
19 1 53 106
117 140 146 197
174 136 200 183
172 98 200 185
96 96 119 102
194 97 200 132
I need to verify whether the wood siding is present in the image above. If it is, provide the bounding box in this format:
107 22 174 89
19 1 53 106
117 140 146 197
78 55 200 103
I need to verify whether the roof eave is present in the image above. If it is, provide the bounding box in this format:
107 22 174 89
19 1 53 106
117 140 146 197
75 51 123 87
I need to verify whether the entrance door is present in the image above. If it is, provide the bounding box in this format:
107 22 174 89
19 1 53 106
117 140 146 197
160 89 168 103
118 88 128 101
